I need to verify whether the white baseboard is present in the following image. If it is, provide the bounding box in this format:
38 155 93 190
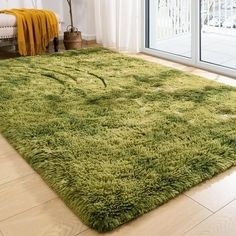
82 34 96 41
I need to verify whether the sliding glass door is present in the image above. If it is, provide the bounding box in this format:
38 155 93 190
148 0 192 58
144 0 236 77
200 0 236 70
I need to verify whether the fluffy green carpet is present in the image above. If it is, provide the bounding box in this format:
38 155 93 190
0 48 236 231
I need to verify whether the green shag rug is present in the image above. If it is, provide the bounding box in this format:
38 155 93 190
1 48 236 232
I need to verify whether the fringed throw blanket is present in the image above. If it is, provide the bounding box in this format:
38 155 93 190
0 9 59 56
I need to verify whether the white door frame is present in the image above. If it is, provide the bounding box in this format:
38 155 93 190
141 0 236 79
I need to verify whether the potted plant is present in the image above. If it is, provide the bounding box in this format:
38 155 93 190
64 0 82 50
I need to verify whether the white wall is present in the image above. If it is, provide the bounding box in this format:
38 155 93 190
0 0 36 8
63 0 96 40
41 0 63 21
0 0 63 18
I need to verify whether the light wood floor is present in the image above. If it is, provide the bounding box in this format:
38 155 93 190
1 48 236 236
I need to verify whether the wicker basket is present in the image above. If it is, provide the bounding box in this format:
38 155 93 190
63 30 82 50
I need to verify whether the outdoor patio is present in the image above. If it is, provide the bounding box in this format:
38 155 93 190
150 31 236 69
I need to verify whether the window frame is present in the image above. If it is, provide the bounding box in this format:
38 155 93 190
141 0 236 78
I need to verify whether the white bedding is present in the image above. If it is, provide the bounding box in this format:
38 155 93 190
0 13 61 39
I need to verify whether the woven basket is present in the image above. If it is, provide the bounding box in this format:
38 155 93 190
63 30 82 50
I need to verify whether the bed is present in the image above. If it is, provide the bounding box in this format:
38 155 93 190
0 12 62 52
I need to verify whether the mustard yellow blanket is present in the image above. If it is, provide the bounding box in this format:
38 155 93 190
0 9 59 56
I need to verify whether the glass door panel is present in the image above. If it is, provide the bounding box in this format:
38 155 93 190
200 0 236 69
149 0 192 58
